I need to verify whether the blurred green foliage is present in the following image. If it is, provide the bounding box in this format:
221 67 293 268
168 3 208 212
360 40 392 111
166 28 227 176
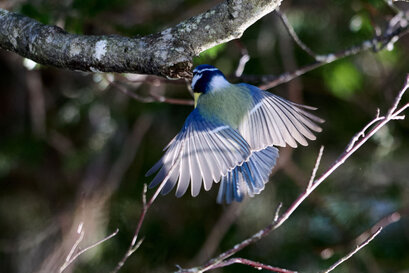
195 43 227 63
1 1 409 273
324 60 363 98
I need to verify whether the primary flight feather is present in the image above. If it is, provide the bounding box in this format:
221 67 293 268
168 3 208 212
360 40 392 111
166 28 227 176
146 64 323 203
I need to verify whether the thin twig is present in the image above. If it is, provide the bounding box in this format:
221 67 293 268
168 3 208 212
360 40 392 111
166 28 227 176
59 224 119 273
388 74 409 116
63 222 85 270
118 73 186 85
276 10 325 62
318 211 401 261
178 75 409 273
110 184 151 273
256 16 409 90
355 211 401 245
274 202 283 223
112 119 189 272
149 91 194 105
307 146 324 189
322 228 383 273
111 161 180 273
108 76 193 106
212 258 298 273
346 109 383 152
191 158 289 266
234 40 250 77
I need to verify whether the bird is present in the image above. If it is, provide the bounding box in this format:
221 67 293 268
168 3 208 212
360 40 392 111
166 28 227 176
146 64 323 204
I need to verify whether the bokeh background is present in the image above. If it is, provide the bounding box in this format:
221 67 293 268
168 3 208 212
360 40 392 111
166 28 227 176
1 0 409 272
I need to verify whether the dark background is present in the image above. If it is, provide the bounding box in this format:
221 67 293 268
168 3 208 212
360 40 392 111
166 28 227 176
0 0 409 272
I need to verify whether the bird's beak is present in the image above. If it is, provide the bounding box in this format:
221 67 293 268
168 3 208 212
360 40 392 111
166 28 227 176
194 93 201 108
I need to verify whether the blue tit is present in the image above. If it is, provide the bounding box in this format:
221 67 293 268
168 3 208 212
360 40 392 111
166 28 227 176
146 64 323 203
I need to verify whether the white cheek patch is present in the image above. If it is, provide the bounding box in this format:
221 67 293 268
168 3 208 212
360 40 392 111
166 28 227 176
191 73 203 89
209 75 229 91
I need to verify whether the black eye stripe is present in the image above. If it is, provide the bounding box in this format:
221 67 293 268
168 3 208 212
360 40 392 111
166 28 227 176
191 73 203 89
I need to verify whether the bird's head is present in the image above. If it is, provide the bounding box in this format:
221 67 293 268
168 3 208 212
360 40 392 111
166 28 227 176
191 65 230 107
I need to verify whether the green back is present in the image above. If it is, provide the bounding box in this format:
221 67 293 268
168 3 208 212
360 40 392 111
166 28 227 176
197 84 253 129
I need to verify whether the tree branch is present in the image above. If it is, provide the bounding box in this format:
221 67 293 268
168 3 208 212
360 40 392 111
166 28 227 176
0 1 282 78
210 258 298 273
322 228 383 273
59 222 119 273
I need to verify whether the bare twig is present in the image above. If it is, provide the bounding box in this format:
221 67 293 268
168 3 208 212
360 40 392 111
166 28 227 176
59 222 118 273
355 212 401 245
346 109 383 152
322 228 383 273
274 202 283 222
307 145 324 189
192 151 292 265
256 13 409 90
178 75 409 272
318 210 401 262
110 185 149 273
234 40 250 77
107 76 194 106
111 180 170 273
388 75 409 115
276 10 326 62
212 258 298 273
149 90 194 106
118 73 186 85
112 117 191 272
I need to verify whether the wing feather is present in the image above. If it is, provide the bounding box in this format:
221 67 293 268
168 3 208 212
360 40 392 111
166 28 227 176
146 109 251 198
238 83 323 149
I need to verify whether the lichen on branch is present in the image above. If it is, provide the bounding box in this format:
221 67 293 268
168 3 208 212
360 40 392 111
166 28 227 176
0 0 282 78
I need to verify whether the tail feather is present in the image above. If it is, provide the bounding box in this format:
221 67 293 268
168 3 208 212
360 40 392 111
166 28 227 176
217 146 279 204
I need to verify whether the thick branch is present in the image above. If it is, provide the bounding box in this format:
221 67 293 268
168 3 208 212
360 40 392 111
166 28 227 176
0 1 282 78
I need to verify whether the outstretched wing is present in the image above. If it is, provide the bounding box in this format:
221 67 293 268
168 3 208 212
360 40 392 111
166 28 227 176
238 83 324 149
146 109 251 198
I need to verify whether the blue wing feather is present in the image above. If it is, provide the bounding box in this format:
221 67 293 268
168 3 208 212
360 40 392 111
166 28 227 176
146 109 251 198
217 146 279 204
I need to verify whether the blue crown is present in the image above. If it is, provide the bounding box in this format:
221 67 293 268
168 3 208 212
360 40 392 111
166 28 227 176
191 64 226 94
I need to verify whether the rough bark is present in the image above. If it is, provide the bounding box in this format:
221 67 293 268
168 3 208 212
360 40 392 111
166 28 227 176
0 0 282 78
